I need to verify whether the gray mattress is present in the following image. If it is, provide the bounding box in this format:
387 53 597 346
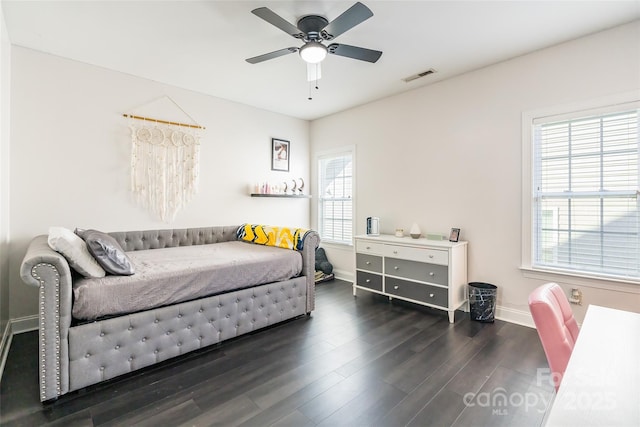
72 241 303 320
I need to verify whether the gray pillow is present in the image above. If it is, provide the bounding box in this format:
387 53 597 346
76 229 135 276
47 227 106 278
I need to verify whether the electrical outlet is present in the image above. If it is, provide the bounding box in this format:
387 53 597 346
568 288 582 305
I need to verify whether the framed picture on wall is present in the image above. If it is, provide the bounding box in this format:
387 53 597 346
271 138 290 172
449 228 460 242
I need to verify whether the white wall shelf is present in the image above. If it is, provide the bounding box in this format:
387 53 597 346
250 194 311 198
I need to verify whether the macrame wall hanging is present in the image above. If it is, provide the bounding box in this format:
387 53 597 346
123 96 205 222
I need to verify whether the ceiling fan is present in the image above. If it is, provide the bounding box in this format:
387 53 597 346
246 2 382 85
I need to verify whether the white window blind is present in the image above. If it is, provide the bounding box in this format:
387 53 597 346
318 151 353 244
533 108 640 280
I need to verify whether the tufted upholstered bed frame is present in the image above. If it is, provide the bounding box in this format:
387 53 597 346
20 225 320 402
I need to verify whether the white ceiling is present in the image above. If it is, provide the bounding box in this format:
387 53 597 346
3 1 640 120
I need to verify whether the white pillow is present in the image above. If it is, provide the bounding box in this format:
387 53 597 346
47 227 106 278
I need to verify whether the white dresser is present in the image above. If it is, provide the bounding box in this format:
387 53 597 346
353 234 468 323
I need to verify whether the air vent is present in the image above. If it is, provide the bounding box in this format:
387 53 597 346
402 68 437 83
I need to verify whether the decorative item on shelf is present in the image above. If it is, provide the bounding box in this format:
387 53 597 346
250 179 313 197
249 178 311 197
366 217 380 236
395 228 404 238
253 182 266 195
449 228 461 242
410 223 422 239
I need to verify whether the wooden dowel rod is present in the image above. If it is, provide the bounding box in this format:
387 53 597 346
122 113 205 130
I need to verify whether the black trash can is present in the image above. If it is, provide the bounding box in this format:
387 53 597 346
468 282 497 322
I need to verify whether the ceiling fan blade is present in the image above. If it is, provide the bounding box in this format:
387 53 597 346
246 47 298 64
251 7 303 38
328 43 382 63
321 2 373 40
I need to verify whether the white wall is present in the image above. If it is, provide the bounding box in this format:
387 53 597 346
6 21 640 328
9 47 310 320
311 21 640 324
0 4 11 339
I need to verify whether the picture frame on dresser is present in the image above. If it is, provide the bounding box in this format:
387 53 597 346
449 228 460 242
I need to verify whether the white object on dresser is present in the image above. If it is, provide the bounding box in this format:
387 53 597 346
353 234 468 323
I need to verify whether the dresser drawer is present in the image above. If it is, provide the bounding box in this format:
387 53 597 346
383 245 448 266
356 240 384 255
356 271 383 292
385 257 449 286
356 253 383 273
386 278 449 308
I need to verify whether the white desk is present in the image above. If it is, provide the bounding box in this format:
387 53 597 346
545 305 640 427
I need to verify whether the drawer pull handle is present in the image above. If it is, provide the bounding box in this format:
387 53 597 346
366 246 371 249
429 255 434 259
366 279 371 283
393 250 398 254
429 272 435 276
366 261 371 265
429 293 434 298
394 266 399 270
394 285 399 290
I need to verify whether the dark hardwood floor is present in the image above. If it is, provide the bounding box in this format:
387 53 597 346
1 279 554 426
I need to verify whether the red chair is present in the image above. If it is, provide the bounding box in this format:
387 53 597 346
528 282 580 391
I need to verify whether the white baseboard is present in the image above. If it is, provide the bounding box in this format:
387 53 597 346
10 315 39 334
333 269 353 283
495 305 535 328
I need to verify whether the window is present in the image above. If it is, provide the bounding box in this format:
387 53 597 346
529 104 639 281
318 149 354 245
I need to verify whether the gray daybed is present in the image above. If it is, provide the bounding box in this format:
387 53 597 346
20 225 320 402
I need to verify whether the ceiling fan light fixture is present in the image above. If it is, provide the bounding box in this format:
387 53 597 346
299 42 328 64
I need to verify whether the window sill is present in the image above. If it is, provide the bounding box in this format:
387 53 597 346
319 240 353 248
520 266 640 294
